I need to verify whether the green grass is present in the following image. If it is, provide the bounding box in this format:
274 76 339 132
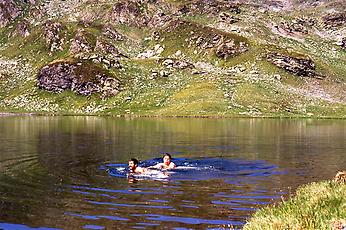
156 20 248 63
244 181 346 230
0 1 345 118
152 81 230 116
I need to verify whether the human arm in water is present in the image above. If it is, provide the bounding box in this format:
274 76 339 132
149 162 176 170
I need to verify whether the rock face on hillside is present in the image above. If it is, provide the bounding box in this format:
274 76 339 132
0 0 22 27
341 38 346 49
110 1 149 26
44 20 66 52
176 0 241 15
102 24 124 40
216 40 248 59
70 29 94 54
267 53 324 79
1 0 346 117
322 11 346 27
37 61 121 97
15 20 30 37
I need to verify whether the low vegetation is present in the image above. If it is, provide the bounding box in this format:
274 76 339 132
0 0 345 117
244 180 346 230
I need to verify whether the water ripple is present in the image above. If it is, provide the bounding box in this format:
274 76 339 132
131 214 245 226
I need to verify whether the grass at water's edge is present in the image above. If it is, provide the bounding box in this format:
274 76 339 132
243 181 346 230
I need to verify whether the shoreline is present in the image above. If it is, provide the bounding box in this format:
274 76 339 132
0 111 345 119
244 174 346 230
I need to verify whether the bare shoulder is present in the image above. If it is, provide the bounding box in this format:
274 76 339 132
135 167 147 173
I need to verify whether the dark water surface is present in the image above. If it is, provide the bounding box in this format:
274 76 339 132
0 117 345 229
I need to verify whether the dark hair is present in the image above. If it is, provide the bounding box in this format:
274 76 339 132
129 158 139 165
163 153 172 159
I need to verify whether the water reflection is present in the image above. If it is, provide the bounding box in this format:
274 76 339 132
0 116 345 229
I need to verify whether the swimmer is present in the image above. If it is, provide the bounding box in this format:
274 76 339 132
149 153 176 170
128 158 148 174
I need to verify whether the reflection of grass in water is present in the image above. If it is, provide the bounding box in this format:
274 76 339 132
244 181 346 230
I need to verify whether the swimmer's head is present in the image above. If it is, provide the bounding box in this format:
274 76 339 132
163 153 172 165
128 158 139 172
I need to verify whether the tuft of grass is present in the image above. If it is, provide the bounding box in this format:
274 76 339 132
244 181 346 230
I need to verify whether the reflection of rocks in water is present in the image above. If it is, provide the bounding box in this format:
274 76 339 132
36 131 108 181
266 52 324 79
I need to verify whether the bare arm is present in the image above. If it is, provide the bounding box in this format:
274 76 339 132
148 163 163 169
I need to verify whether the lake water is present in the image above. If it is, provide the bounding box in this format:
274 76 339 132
0 116 345 229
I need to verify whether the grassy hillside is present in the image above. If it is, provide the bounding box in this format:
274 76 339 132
0 0 345 117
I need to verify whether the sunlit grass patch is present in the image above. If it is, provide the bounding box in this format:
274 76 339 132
244 181 346 230
232 82 296 117
153 81 230 116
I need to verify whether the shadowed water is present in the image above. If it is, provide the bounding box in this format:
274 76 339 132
0 116 345 229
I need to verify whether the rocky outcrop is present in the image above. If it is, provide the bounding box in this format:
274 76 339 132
102 24 124 41
322 11 346 27
69 29 127 69
216 40 248 59
37 61 121 97
95 39 124 57
137 44 164 59
219 12 239 24
15 20 30 37
76 53 122 69
175 0 240 16
278 20 308 35
341 38 346 49
70 29 94 54
147 11 173 28
161 20 249 60
160 58 194 69
110 1 149 26
44 21 65 52
38 62 73 92
267 53 324 79
334 171 346 184
0 0 22 27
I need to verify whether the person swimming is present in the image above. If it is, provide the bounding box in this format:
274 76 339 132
127 158 169 181
149 153 176 170
128 158 148 174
